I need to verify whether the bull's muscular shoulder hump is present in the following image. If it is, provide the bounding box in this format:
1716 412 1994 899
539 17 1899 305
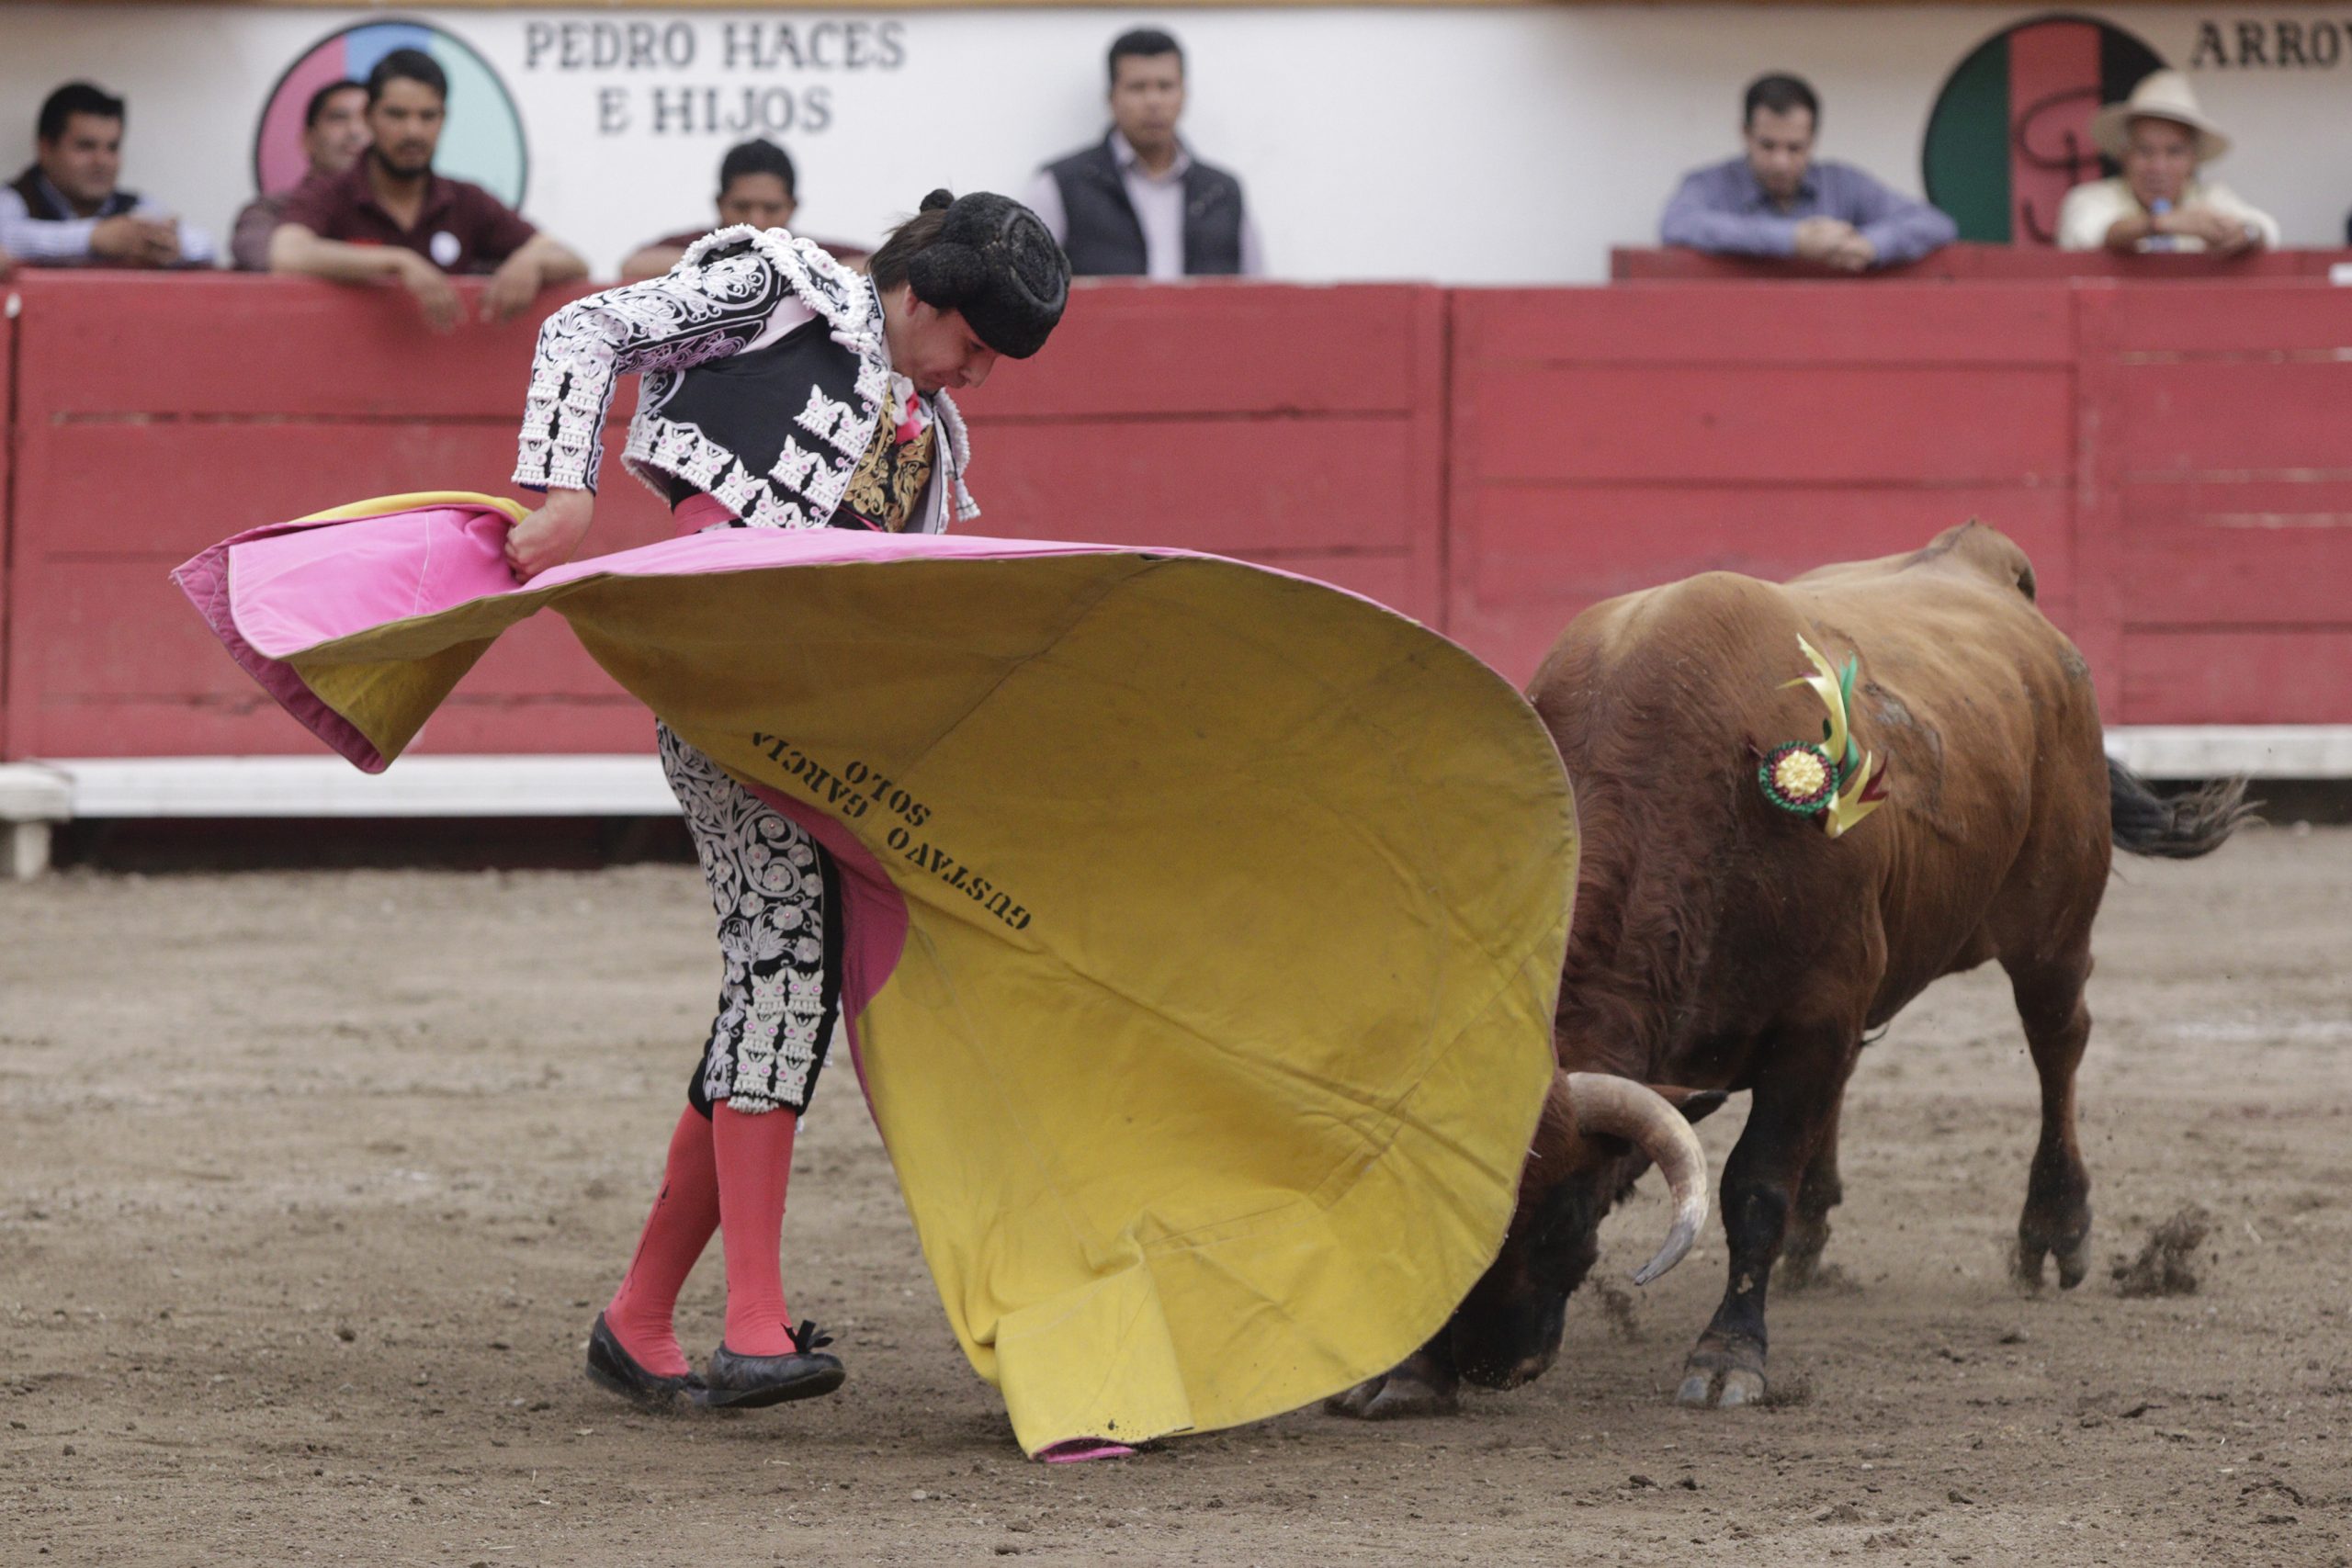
1531 523 2096 773
1529 570 1799 725
1794 522 2100 775
1564 571 1797 662
1920 520 2039 597
1799 520 2036 604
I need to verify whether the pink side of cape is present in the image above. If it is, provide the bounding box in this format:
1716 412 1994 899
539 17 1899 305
220 505 1132 662
167 501 1162 1074
170 504 1150 776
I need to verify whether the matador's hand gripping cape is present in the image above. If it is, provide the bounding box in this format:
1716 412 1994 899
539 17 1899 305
175 493 1574 1456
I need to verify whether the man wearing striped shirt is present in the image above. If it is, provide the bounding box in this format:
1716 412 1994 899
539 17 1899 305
1 82 216 269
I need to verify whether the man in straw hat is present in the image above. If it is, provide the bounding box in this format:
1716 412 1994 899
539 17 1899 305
2057 69 2278 254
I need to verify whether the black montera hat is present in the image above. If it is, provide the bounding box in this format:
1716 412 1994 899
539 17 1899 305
905 188 1070 359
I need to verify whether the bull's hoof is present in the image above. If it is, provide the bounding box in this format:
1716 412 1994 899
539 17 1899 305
1779 1211 1835 1292
1777 1243 1828 1293
2013 1225 2093 1292
1322 1371 1458 1421
1675 1343 1767 1409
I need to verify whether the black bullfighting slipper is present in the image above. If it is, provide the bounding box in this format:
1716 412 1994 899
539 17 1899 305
584 1314 705 1408
697 1319 845 1410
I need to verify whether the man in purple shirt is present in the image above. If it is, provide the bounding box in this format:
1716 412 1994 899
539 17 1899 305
1660 73 1956 272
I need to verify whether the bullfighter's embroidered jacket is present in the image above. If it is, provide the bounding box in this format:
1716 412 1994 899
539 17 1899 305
511 225 976 535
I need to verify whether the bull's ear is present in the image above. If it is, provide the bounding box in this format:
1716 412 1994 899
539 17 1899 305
1650 1085 1729 1125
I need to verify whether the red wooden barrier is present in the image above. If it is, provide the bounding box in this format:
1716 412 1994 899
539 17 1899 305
2 272 2346 764
0 275 1448 760
1448 277 2352 716
2100 283 2352 724
3 275 673 760
954 280 1447 625
1614 243 2352 283
1445 283 2083 684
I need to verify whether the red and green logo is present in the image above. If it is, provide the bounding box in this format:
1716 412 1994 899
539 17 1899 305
1923 14 2165 245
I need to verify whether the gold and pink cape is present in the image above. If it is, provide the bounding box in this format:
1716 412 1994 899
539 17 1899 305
175 492 1574 1455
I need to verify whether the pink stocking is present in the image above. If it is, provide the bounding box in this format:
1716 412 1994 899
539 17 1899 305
603 1107 719 1379
712 1100 799 1356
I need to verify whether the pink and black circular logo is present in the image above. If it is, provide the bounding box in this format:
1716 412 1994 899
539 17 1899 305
252 18 526 203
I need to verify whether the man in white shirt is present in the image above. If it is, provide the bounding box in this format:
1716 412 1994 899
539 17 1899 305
2057 70 2278 254
0 82 217 268
1025 28 1263 279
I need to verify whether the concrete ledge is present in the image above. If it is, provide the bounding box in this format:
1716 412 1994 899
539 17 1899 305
0 764 74 881
2102 727 2352 780
37 755 677 821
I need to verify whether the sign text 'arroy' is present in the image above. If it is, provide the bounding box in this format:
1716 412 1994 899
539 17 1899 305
522 17 910 140
2189 17 2352 68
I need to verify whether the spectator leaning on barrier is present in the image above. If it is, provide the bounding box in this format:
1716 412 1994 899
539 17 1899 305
231 79 368 273
1 81 218 268
618 138 869 284
1660 73 1956 273
268 49 585 330
2056 72 2278 255
1025 28 1262 278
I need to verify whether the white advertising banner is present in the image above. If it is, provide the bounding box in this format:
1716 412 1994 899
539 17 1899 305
0 5 2346 283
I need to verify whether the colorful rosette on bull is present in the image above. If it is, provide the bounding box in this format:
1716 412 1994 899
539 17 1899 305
1760 637 1891 840
1758 740 1838 816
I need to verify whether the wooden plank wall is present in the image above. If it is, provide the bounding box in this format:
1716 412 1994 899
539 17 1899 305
3 276 673 759
954 282 1447 622
1614 244 2352 283
1445 284 2081 684
1 272 2345 762
0 275 1447 760
2102 283 2352 723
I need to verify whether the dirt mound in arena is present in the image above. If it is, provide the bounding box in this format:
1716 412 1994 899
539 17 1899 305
2111 1205 2214 1299
3 830 2348 1565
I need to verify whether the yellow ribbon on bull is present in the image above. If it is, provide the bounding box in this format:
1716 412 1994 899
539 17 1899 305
210 492 1572 1455
1781 636 1887 840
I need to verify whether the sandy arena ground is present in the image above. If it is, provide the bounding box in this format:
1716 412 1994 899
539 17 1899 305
3 827 2347 1566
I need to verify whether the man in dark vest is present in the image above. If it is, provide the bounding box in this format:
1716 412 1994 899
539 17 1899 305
1025 28 1262 279
0 82 216 267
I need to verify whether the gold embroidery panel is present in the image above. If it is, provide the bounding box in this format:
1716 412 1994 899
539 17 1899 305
843 413 937 534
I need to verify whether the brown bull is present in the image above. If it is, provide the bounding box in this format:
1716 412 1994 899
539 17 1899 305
1332 522 2247 1417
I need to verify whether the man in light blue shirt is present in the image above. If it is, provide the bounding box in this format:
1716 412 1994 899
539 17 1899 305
1660 73 1955 272
0 82 216 269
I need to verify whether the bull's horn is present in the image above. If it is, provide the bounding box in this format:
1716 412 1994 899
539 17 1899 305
1564 1072 1712 1287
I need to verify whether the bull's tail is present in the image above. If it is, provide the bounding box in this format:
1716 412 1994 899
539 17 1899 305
2108 757 2255 860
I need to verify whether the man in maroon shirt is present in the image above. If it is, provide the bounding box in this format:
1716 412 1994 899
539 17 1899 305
268 48 584 331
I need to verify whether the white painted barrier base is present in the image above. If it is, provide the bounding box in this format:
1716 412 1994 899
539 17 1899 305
46 755 676 819
2100 727 2352 781
0 755 673 879
3 728 2346 878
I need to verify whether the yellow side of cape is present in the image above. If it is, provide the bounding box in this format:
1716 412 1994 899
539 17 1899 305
273 504 1571 1454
